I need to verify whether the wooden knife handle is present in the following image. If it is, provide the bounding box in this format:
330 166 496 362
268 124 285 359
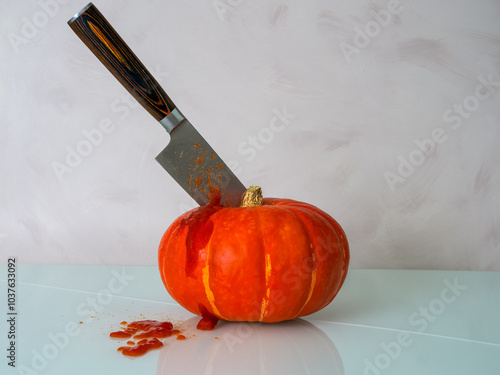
68 3 175 121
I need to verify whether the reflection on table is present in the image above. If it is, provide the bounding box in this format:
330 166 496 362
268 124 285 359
157 317 344 375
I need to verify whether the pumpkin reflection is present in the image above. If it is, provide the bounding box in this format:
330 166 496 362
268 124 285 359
157 317 344 375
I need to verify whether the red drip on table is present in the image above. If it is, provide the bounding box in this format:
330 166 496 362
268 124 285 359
197 304 219 331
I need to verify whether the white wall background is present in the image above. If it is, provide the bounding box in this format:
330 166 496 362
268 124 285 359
1 0 499 270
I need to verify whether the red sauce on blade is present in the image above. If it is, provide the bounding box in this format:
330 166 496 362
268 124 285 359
118 338 163 357
176 335 186 340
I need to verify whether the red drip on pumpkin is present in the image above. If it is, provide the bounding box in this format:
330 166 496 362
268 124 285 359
196 304 219 330
181 190 222 278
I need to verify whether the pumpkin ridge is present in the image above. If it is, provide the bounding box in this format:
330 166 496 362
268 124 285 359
279 201 349 263
318 228 349 311
254 207 271 322
279 205 319 319
300 252 317 316
201 220 229 321
301 209 349 314
159 214 191 299
260 253 272 321
302 207 349 312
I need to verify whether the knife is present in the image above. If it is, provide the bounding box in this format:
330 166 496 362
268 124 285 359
68 3 246 207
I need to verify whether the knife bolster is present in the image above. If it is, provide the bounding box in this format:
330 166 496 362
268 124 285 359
160 108 185 133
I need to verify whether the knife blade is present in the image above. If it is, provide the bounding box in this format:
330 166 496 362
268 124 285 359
68 3 246 207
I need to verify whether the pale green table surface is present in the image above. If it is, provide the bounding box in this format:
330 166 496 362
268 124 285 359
1 265 499 375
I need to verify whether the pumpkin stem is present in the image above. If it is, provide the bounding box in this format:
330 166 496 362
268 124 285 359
241 186 263 207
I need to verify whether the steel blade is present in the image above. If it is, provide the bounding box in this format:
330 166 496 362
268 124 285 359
156 119 246 207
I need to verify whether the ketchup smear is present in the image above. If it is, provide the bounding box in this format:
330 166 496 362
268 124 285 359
110 319 180 357
110 313 219 357
117 338 163 357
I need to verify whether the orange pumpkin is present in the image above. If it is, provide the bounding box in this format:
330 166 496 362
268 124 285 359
158 186 349 323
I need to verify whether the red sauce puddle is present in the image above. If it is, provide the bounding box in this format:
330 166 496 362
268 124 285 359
110 313 219 357
110 319 181 357
117 338 163 357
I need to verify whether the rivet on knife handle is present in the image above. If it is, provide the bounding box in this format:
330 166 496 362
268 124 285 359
68 2 176 123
